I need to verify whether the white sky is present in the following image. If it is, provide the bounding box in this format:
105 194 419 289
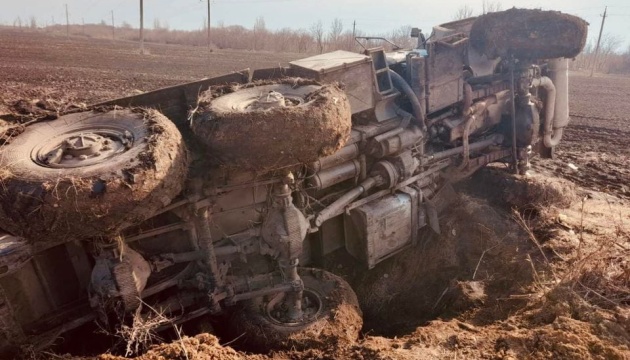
2 0 629 50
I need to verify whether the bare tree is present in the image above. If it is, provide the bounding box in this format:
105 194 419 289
482 1 502 14
310 20 324 54
327 18 343 50
453 5 474 20
599 33 622 56
29 16 37 29
389 25 415 50
275 27 292 52
297 29 312 53
253 16 267 50
592 33 623 72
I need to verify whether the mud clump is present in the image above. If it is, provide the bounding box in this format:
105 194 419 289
445 280 487 312
191 78 352 170
470 8 588 60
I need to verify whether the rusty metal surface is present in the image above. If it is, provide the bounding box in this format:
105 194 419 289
344 192 413 269
426 34 468 114
290 51 375 114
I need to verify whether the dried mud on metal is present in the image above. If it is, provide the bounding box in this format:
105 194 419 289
0 29 628 360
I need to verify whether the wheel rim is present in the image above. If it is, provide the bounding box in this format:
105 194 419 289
240 91 307 112
265 289 323 327
30 126 134 169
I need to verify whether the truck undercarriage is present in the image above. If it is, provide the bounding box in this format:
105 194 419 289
0 8 587 356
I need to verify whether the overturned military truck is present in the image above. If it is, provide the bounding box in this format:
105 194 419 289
0 8 587 355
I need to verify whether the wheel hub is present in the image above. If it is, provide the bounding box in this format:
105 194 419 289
245 91 305 111
252 91 286 110
266 289 323 326
63 133 105 157
33 128 133 169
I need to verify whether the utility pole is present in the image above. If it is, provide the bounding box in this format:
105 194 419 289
139 0 145 54
352 20 356 50
590 6 607 77
111 10 115 40
65 4 69 38
207 0 211 49
82 17 85 35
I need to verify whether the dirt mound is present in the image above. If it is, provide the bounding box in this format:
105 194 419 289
98 333 264 360
191 79 352 170
470 8 588 59
503 171 577 210
329 192 535 337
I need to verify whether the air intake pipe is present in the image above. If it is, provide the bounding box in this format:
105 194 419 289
533 58 569 148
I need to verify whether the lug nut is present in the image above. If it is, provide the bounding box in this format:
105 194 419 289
79 155 88 160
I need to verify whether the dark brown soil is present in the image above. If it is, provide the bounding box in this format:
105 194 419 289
533 73 630 200
0 29 300 105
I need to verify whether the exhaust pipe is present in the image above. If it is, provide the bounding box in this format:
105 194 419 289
534 58 569 148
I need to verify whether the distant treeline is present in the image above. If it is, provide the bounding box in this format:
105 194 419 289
570 34 630 75
7 15 629 75
6 17 417 54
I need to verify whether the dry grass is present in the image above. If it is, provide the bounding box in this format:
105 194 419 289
117 302 175 357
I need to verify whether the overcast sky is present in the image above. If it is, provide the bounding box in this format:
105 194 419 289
2 0 629 50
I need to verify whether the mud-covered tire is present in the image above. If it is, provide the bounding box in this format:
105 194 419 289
0 109 188 244
229 268 362 351
470 8 588 60
191 80 352 170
